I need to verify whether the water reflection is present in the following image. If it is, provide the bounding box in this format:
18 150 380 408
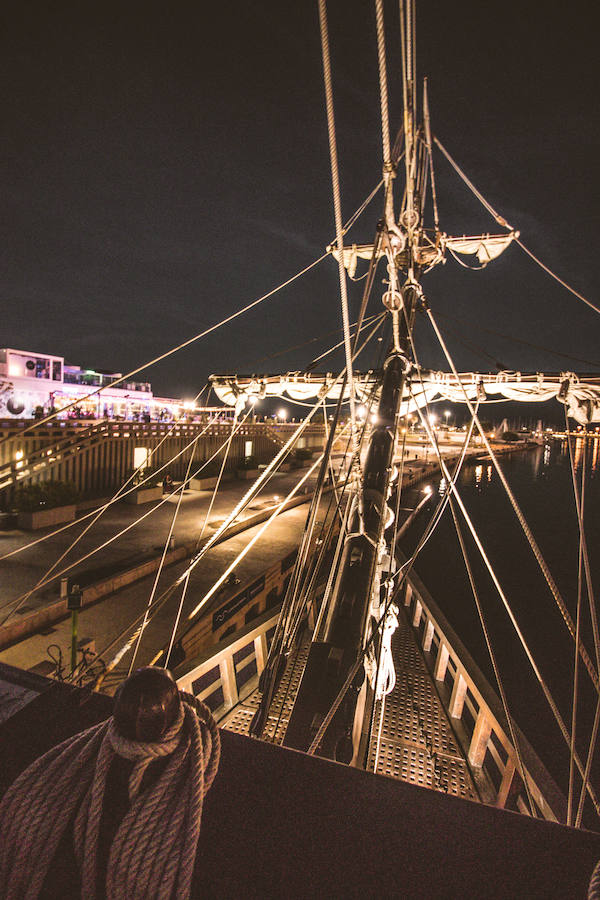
560 434 600 476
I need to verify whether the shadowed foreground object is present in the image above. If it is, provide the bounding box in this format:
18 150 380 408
0 668 599 899
0 667 220 900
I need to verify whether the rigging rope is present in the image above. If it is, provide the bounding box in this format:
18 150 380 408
0 252 329 447
318 0 359 456
564 412 600 826
426 304 600 694
307 415 478 757
0 408 213 564
128 436 200 676
567 422 585 826
435 308 600 370
448 495 536 817
413 401 600 816
2 413 252 626
375 0 391 168
433 136 600 317
95 390 340 685
187 443 341 624
0 401 213 620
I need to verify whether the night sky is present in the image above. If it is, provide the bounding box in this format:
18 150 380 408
1 1 598 403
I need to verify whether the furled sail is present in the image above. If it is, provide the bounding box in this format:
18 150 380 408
327 244 382 279
210 370 600 424
444 232 518 264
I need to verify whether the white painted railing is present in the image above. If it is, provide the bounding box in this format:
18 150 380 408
177 567 565 823
402 570 564 822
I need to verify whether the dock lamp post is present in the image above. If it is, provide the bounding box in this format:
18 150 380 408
67 583 82 674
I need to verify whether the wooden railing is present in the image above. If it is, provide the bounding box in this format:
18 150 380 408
176 562 566 824
402 565 565 822
176 608 279 715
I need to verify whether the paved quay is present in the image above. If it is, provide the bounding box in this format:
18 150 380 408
0 438 502 676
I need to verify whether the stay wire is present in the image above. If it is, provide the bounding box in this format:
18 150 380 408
448 495 536 817
435 309 600 371
267 331 388 740
411 397 600 816
0 395 211 564
128 434 200 676
426 303 600 696
433 136 600 318
318 0 359 454
0 386 210 616
566 418 585 826
0 415 224 623
306 414 477 758
564 412 600 826
97 449 324 687
12 411 252 630
0 252 329 448
267 317 387 673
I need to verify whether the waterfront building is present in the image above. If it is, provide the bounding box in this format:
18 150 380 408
0 346 223 422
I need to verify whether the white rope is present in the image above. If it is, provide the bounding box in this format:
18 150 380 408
414 402 600 816
3 413 253 625
448 495 536 817
433 135 600 317
0 411 213 565
375 0 391 168
187 454 325 621
128 436 200 676
426 304 600 696
339 179 384 237
309 312 384 368
97 390 340 682
567 424 585 825
0 252 329 447
564 415 600 826
0 404 213 624
318 0 359 454
423 79 440 232
163 409 241 670
307 415 476 757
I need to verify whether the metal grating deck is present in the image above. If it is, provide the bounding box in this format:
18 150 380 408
222 640 311 744
366 614 478 801
223 617 478 803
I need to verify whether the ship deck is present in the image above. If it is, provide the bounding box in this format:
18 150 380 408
222 606 481 803
1 661 599 898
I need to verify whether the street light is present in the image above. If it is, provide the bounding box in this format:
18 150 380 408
277 408 288 422
444 409 450 427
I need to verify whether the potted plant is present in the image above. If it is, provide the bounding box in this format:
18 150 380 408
190 459 229 491
236 455 259 480
125 467 163 504
15 481 78 530
293 447 314 467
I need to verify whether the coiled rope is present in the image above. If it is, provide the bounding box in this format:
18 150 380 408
0 693 219 900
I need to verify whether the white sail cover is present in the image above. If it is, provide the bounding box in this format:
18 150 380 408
210 370 600 425
444 232 518 264
328 232 517 276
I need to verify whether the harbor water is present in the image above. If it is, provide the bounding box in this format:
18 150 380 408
400 438 600 821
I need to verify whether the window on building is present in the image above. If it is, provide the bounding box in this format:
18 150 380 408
133 447 150 470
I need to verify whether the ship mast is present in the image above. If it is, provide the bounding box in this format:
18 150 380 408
279 0 423 764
